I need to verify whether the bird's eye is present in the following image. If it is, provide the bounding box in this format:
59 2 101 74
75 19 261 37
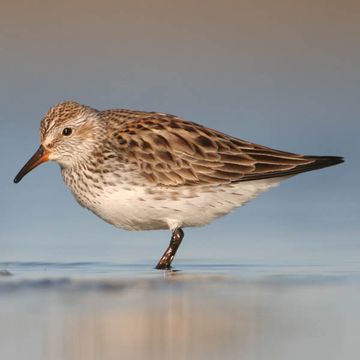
62 128 73 136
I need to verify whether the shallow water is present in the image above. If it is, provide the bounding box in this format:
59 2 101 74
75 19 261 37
0 262 359 360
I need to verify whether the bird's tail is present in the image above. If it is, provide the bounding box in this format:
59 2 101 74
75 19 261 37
303 155 345 172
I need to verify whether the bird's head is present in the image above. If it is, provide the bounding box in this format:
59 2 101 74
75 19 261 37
14 101 101 183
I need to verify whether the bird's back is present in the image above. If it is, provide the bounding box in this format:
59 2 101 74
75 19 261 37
99 109 343 187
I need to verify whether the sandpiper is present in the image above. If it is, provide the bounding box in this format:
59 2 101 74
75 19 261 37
14 101 344 269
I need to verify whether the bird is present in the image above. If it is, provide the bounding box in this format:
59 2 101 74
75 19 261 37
14 101 344 269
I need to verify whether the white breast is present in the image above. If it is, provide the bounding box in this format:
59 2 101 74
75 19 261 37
64 177 284 231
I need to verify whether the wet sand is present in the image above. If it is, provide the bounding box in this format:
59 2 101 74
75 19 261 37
0 263 359 360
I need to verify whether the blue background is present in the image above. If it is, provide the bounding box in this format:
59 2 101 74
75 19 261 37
0 0 358 266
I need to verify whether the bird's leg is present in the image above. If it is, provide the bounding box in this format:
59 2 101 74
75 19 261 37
155 228 184 270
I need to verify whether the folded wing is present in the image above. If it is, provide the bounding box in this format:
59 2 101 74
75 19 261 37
105 110 343 187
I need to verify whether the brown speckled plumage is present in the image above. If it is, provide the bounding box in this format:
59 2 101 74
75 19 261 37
100 108 338 186
15 101 344 269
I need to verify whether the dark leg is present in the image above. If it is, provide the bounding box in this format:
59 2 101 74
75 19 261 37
155 228 184 270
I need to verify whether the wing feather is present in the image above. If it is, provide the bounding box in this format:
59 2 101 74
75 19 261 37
103 110 340 187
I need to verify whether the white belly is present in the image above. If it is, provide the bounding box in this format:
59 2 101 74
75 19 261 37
74 178 283 231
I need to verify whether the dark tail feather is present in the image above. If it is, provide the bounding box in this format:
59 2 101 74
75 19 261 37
304 155 345 172
240 155 344 182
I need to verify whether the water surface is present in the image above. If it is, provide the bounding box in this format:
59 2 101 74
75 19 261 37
0 262 359 360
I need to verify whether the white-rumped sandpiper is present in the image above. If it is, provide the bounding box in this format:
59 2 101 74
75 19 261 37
14 101 344 269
